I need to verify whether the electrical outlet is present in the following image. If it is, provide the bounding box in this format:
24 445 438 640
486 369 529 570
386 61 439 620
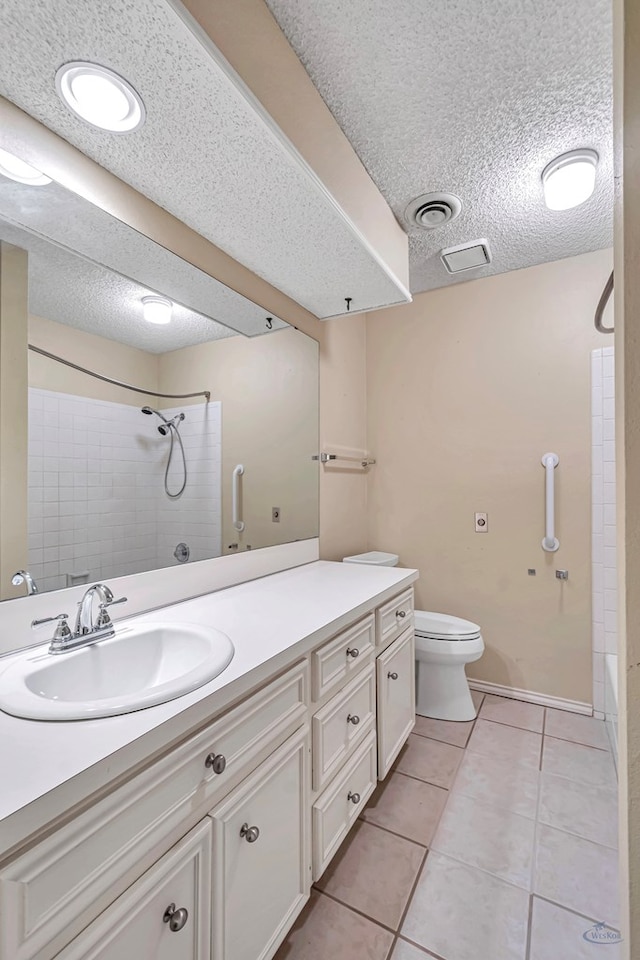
475 512 488 532
272 507 281 523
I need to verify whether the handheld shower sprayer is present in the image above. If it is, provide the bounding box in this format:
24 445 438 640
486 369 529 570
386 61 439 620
141 406 187 497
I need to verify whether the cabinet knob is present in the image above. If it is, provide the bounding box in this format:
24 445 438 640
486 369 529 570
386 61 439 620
396 610 407 619
205 752 226 774
347 791 361 804
346 647 359 658
163 903 189 932
240 822 260 843
388 671 399 680
346 713 360 725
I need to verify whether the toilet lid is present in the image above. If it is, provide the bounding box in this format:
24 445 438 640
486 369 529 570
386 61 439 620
414 610 481 641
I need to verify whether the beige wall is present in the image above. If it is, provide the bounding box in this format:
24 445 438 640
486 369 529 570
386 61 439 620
366 249 611 703
615 0 640 950
0 244 29 601
28 315 159 404
318 313 369 561
159 328 319 552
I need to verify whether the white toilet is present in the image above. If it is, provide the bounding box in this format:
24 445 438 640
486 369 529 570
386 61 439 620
343 551 484 722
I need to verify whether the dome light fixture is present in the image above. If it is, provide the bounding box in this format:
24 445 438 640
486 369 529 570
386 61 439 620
55 62 146 133
542 149 598 211
142 295 172 325
0 148 51 185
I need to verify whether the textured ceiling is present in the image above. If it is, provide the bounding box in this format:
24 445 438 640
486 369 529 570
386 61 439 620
0 177 288 340
266 0 613 293
0 220 241 353
0 0 409 317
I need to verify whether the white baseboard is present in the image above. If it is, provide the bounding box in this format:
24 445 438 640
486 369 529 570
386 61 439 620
468 678 593 716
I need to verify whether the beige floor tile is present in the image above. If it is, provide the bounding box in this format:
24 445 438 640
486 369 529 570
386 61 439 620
361 771 448 845
315 821 425 930
534 824 619 926
466 718 542 768
471 689 485 711
391 939 433 960
452 749 539 818
394 734 464 788
545 708 611 750
402 851 529 960
529 897 622 960
539 772 618 848
273 890 394 960
542 736 616 787
479 694 544 732
413 714 474 747
431 792 535 889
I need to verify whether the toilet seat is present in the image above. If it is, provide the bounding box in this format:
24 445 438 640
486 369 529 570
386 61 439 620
414 610 481 642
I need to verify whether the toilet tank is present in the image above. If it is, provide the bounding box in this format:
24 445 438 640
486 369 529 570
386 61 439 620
342 551 399 567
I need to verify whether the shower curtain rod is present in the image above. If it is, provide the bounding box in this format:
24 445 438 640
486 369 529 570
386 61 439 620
28 345 211 402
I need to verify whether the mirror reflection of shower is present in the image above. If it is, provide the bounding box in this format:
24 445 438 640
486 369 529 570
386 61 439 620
141 406 187 498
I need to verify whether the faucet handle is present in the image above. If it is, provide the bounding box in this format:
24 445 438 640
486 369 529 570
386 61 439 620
31 613 72 642
96 596 128 628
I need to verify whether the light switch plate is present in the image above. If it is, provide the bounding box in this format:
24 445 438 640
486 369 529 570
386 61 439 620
475 512 488 532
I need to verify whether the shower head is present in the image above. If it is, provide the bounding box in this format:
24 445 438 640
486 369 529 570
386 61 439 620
141 406 184 435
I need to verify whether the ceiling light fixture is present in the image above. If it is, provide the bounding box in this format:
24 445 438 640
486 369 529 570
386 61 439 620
142 295 172 325
0 148 52 185
542 149 598 211
55 62 146 133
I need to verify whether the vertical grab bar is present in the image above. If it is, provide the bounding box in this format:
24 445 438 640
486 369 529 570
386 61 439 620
541 453 559 552
232 464 245 532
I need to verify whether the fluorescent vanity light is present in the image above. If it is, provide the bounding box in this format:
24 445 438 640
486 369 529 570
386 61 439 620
142 295 172 325
55 62 146 133
0 148 51 185
542 149 598 211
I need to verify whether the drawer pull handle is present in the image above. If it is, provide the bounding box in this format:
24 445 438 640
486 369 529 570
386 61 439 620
347 713 360 725
347 791 361 804
205 752 227 774
240 822 260 843
388 671 399 680
396 610 407 619
346 647 360 658
163 903 189 932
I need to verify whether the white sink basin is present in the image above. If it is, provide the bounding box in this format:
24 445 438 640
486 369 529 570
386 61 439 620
0 622 234 721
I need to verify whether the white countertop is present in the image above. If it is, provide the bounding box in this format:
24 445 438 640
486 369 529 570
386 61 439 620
0 560 417 858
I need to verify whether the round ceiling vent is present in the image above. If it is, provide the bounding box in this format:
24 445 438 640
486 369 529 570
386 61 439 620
404 192 462 230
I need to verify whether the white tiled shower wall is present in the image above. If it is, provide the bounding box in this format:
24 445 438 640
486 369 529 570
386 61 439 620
28 389 221 593
591 347 617 723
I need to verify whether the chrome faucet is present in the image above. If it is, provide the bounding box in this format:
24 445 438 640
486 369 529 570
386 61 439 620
12 570 39 595
32 583 128 654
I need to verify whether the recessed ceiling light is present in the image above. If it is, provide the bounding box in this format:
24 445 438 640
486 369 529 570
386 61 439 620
55 62 146 133
542 149 598 211
142 296 172 325
0 148 51 185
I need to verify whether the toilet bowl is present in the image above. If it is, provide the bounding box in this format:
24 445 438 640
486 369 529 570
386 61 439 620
342 552 484 722
414 611 484 722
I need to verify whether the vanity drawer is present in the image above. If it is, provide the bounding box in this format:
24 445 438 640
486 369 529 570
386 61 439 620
312 665 375 792
311 614 375 702
376 589 414 647
0 661 308 960
312 731 377 880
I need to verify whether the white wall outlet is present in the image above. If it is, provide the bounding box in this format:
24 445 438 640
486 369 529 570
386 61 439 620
475 512 488 532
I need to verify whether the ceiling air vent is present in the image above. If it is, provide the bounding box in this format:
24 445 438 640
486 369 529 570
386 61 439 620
440 239 492 274
404 192 462 230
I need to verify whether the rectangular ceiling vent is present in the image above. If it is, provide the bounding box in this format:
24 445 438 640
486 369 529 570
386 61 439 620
440 239 492 274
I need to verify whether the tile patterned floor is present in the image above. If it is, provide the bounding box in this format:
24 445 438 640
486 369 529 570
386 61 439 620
275 691 620 960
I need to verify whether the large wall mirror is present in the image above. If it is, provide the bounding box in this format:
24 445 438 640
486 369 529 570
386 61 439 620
0 172 319 599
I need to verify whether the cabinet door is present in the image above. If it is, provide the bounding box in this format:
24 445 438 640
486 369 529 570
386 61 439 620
209 727 310 960
56 821 211 960
377 627 415 778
